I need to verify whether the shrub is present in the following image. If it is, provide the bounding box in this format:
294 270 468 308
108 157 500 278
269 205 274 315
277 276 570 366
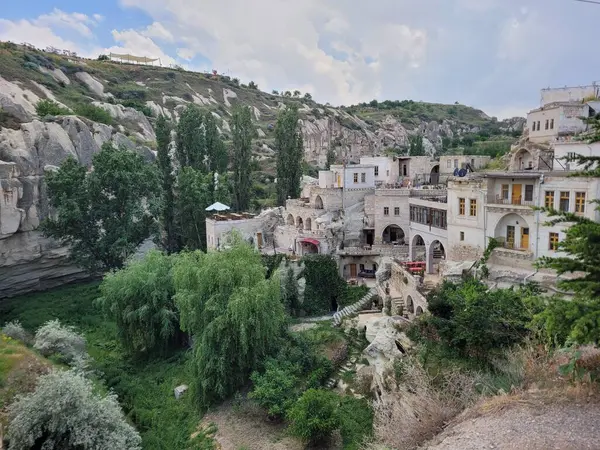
97 54 109 61
287 389 340 444
74 103 113 125
2 320 31 344
36 99 69 117
7 369 142 450
33 319 87 365
118 99 153 117
249 360 300 419
339 397 374 450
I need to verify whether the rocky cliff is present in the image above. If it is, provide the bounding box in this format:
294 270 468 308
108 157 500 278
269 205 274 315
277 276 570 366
0 42 525 297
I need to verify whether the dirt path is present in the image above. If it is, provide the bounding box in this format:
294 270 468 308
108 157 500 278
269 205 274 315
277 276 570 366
424 399 600 450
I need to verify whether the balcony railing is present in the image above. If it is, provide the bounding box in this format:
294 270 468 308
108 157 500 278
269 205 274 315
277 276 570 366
487 195 535 207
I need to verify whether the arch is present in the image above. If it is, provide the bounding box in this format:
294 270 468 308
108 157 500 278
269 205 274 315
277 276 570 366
493 213 530 250
296 216 304 229
305 217 312 231
406 295 415 314
430 164 440 185
411 234 426 261
513 148 534 171
382 225 406 244
428 240 446 274
286 214 294 226
315 195 324 209
416 306 424 317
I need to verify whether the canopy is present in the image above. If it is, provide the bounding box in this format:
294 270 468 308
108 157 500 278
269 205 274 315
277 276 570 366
205 202 230 212
300 238 320 247
109 52 160 64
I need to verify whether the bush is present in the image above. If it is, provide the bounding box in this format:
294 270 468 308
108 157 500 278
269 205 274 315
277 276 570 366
287 389 340 444
338 397 374 450
118 99 153 117
36 99 69 117
1 320 31 344
249 360 300 419
33 319 87 365
7 369 142 450
74 103 113 125
303 255 346 315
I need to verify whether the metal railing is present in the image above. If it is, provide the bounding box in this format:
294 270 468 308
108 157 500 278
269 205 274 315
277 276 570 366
486 195 536 207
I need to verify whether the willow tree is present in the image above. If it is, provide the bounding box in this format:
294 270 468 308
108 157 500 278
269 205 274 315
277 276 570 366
275 105 304 205
231 105 257 211
173 238 285 407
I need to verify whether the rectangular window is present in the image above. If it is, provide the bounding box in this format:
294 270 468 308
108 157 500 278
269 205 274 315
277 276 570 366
353 173 358 183
460 231 465 241
394 207 400 216
383 207 389 216
545 191 555 209
559 191 570 212
469 199 477 216
459 198 465 215
374 166 379 176
524 185 534 202
537 121 541 130
545 119 549 130
575 192 586 214
532 121 536 131
361 172 366 183
454 159 459 168
447 160 451 168
550 119 554 129
501 184 509 200
549 232 559 251
471 158 475 166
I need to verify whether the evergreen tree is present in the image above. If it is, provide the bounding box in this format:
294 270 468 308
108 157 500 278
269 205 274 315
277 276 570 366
325 146 336 170
231 105 257 211
203 111 229 178
42 144 158 272
408 133 425 156
275 106 304 205
155 115 179 253
175 105 204 170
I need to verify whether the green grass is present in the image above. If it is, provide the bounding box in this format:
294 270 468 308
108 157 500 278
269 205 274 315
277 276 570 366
0 282 210 449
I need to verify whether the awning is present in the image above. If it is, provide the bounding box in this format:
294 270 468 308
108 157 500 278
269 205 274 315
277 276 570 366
205 202 230 212
300 238 320 246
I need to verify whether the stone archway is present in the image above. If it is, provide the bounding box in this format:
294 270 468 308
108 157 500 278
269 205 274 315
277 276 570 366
493 213 530 251
411 234 426 261
382 225 406 244
406 295 415 314
416 306 424 317
430 164 440 184
305 217 312 231
296 216 304 229
427 240 446 274
512 148 534 171
315 195 324 209
286 214 294 226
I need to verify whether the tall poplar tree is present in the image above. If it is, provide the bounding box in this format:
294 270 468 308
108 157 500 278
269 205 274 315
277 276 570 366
275 106 304 205
231 105 257 211
155 115 179 253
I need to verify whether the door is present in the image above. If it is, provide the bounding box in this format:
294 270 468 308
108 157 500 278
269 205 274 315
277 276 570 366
350 264 357 278
506 226 515 249
256 232 263 249
512 184 522 205
521 228 529 250
336 174 341 187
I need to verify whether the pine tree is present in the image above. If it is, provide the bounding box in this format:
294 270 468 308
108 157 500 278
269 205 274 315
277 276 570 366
231 105 257 211
155 115 179 253
408 134 425 156
275 106 304 205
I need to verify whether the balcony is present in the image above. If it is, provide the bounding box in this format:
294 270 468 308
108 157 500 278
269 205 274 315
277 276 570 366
486 195 535 214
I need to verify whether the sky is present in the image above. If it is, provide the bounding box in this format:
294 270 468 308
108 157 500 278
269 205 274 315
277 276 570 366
1 0 598 119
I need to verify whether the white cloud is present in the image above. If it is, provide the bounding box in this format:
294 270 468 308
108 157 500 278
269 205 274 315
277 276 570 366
0 18 80 51
109 29 176 66
142 22 174 42
34 8 101 38
93 14 105 22
176 47 195 60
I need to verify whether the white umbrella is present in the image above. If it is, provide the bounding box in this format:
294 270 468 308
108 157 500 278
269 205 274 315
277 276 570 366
205 202 231 212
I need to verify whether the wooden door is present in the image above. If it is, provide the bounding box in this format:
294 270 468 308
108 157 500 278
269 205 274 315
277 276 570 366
336 174 341 187
506 226 515 249
512 184 522 205
350 264 357 278
256 232 263 248
521 227 529 250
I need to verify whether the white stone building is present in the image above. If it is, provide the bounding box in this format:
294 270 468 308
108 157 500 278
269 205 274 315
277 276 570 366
439 155 491 174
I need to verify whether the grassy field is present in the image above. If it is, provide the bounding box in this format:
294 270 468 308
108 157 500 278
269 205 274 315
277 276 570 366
0 282 211 450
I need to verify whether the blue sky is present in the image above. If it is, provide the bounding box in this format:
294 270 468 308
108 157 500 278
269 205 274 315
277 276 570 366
1 0 599 119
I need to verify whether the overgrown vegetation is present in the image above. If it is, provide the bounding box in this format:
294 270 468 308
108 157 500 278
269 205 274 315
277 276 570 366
35 99 69 117
74 103 113 124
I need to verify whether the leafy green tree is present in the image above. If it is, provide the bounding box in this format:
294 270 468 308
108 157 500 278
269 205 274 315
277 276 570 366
231 105 257 211
175 105 204 170
203 111 228 178
303 93 312 101
175 168 212 251
287 389 340 444
42 144 158 272
282 267 300 315
408 133 425 156
155 115 179 253
248 81 258 90
249 360 300 419
303 255 346 315
98 250 181 357
275 106 304 205
36 99 69 116
325 145 336 169
173 238 286 407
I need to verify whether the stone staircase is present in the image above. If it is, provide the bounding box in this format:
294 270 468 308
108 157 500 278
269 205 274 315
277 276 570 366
332 287 378 327
325 328 366 389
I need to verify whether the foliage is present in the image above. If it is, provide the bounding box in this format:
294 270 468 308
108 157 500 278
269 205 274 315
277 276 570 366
261 254 284 279
175 105 205 170
249 360 300 419
155 115 179 253
7 369 142 450
476 237 500 279
287 389 340 444
303 255 346 315
248 81 258 90
33 320 87 366
326 145 336 169
275 106 304 205
173 239 286 407
36 99 69 117
282 267 300 315
424 278 535 359
338 396 374 450
118 99 153 116
74 103 113 125
409 133 425 156
303 93 312 101
98 250 180 357
231 105 257 212
42 144 159 272
340 285 370 309
97 54 109 61
1 321 31 345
